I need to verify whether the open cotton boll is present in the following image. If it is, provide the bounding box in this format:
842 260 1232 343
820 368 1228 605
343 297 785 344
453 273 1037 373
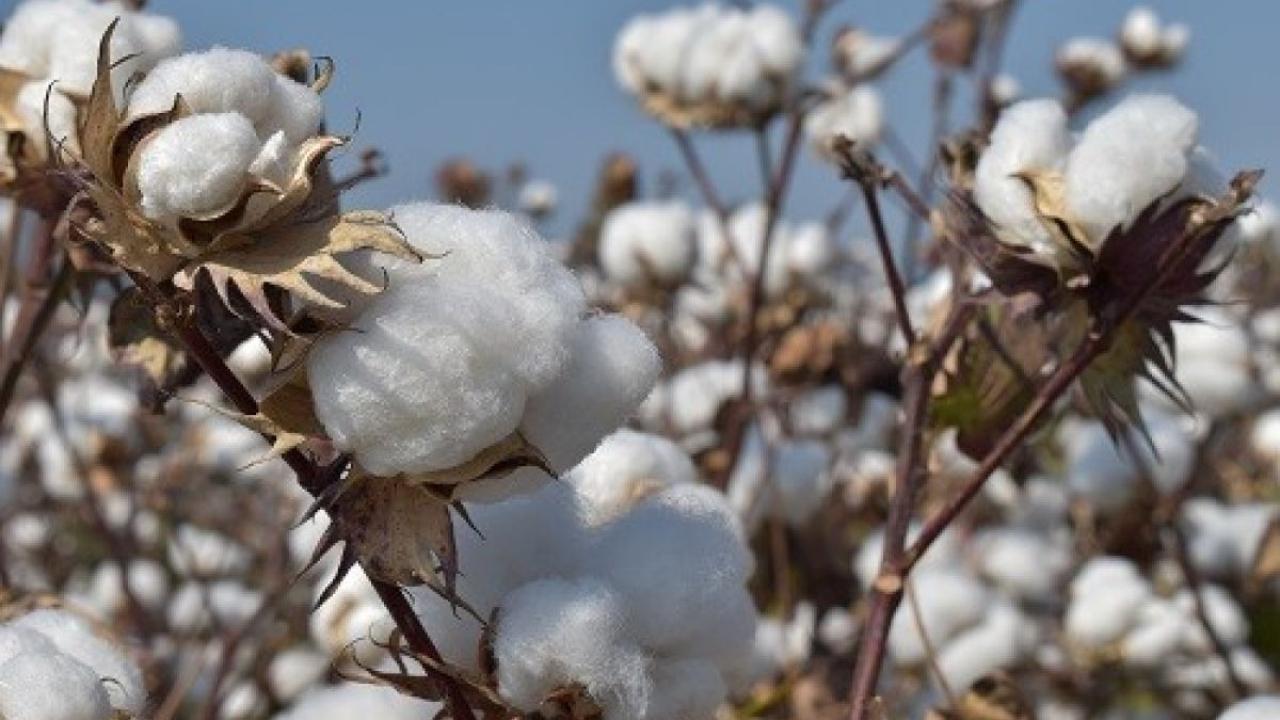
137 113 262 222
1056 37 1126 89
15 80 80 155
645 657 728 720
666 360 763 436
1065 557 1152 649
785 222 836 279
1162 312 1255 417
768 440 834 526
973 99 1071 252
266 647 330 703
275 683 441 720
1219 696 1280 720
749 602 816 679
1175 585 1249 650
854 523 962 590
1123 598 1193 666
494 577 652 718
599 201 697 286
11 609 144 715
520 314 660 472
1064 95 1198 243
1181 498 1276 579
789 385 847 436
887 569 989 666
974 527 1071 601
0 0 80 78
1237 200 1278 247
569 430 697 525
0 650 112 720
586 485 756 662
128 48 277 127
833 28 900 79
1121 7 1163 58
744 5 802 78
804 84 884 158
935 603 1037 694
307 203 586 477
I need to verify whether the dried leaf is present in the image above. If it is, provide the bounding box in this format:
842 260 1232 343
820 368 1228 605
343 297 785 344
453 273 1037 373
404 431 553 490
331 473 457 587
1250 516 1280 590
107 286 187 390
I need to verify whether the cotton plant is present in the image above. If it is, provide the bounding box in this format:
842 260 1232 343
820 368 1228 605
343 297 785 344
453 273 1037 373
612 3 802 129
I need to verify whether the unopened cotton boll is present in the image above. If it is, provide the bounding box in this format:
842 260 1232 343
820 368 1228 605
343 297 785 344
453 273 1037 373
600 201 697 286
888 569 988 666
137 113 262 222
520 314 660 472
804 84 884 159
0 650 112 720
568 429 697 525
973 99 1071 252
1065 95 1198 243
308 203 587 477
275 683 441 720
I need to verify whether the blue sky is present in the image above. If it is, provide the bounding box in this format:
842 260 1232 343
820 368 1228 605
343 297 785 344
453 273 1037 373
161 1 1276 238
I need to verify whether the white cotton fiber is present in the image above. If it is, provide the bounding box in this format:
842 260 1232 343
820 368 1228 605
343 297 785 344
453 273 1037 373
494 577 651 718
520 314 661 472
1219 696 1280 720
308 203 587 476
600 201 697 286
274 682 440 720
645 657 728 720
789 385 847 436
768 440 834 526
0 650 112 720
1064 95 1198 242
935 603 1036 693
12 609 145 715
612 4 801 117
666 359 761 435
0 0 180 97
974 527 1070 601
1065 557 1151 649
569 429 697 525
973 99 1071 251
1122 7 1163 58
266 647 330 703
586 485 756 660
129 48 278 126
888 569 989 666
804 84 884 157
1165 311 1255 418
1057 37 1126 86
1175 584 1249 650
1123 598 1191 666
137 113 262 222
15 80 80 155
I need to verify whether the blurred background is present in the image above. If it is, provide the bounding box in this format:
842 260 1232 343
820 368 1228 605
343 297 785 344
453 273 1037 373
166 0 1276 236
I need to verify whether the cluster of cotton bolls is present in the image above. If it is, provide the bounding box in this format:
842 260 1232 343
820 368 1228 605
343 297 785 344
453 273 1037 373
975 93 1201 258
1057 7 1188 101
612 3 802 127
0 0 179 164
127 47 325 223
0 608 146 719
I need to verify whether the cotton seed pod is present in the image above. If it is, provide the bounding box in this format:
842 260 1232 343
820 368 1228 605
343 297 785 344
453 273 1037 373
71 26 418 330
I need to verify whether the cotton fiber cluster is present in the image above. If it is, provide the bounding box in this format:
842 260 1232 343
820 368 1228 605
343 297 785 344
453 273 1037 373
129 47 324 223
1060 407 1195 512
1120 7 1189 65
274 682 440 720
0 0 179 96
695 203 837 296
728 425 833 530
599 201 698 287
0 608 146 718
408 434 757 720
804 84 884 160
1056 37 1126 93
975 94 1199 257
613 4 802 126
309 203 659 484
832 28 901 80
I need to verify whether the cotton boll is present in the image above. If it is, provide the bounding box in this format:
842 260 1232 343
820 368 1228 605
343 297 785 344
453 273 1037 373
1121 7 1163 58
854 523 961 590
817 607 858 655
220 683 265 720
494 577 652 718
666 360 759 435
804 84 883 158
569 430 697 525
1064 95 1198 243
785 222 836 279
744 5 802 77
587 485 756 661
275 683 441 720
1219 696 1280 720
12 609 144 714
0 0 80 78
1180 499 1277 579
15 80 80 156
308 204 586 476
974 527 1071 601
1175 585 1249 650
168 524 251 577
1065 558 1151 649
519 179 558 217
137 113 263 222
1251 409 1280 467
990 73 1021 106
887 569 989 666
1237 201 1278 247
935 603 1036 693
1061 419 1139 512
1163 312 1255 417
1123 598 1192 666
833 28 901 79
266 647 331 703
128 47 278 125
1056 37 1126 94
789 385 847 436
0 626 57 666
520 314 660 472
973 99 1071 252
261 74 323 144
768 440 834 526
599 202 697 286
749 602 816 679
0 650 112 720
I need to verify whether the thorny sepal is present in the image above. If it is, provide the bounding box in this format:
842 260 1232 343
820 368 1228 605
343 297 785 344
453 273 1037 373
337 626 516 717
73 22 421 331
